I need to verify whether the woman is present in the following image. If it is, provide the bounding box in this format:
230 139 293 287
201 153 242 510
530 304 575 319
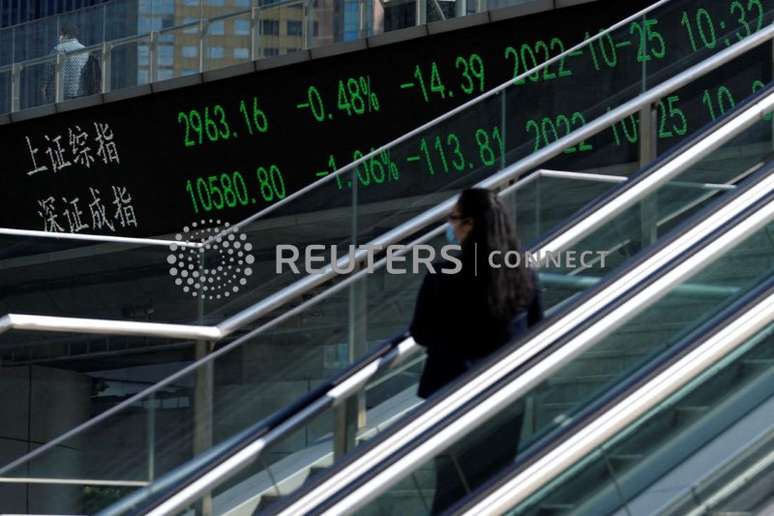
409 187 543 513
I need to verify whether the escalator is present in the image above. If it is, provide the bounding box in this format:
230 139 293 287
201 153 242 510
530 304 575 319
455 278 774 516
83 81 774 515
1 0 773 513
265 154 774 516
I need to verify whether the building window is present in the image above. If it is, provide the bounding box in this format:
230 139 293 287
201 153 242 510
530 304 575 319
264 47 279 56
207 0 225 5
261 19 279 36
157 68 174 80
158 44 174 66
182 68 198 76
209 20 225 35
158 0 174 13
183 16 199 34
183 0 199 6
138 45 149 65
234 19 250 35
234 0 250 6
182 45 198 58
287 20 302 36
208 46 224 59
138 17 152 33
233 47 249 59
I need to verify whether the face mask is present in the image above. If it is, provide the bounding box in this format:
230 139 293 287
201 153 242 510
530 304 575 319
445 224 459 245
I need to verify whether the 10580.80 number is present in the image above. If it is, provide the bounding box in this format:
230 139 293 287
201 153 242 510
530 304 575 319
185 167 286 214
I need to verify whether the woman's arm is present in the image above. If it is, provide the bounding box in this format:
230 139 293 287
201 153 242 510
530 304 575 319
409 273 440 348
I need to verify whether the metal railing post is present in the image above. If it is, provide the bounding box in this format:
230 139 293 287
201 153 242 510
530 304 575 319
303 0 313 49
358 0 367 39
250 6 259 60
148 31 159 83
10 63 20 112
100 42 111 93
639 103 659 247
54 52 64 103
102 2 108 43
455 0 466 18
639 103 658 166
415 0 426 25
147 392 156 483
198 21 208 73
193 340 214 516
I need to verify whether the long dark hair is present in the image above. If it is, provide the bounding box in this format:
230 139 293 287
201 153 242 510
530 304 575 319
457 188 533 319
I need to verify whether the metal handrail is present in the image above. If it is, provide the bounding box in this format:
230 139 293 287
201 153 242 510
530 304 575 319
460 285 774 515
0 313 221 340
2 33 770 483
274 160 774 515
0 226 194 247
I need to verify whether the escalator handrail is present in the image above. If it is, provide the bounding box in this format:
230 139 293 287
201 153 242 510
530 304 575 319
117 114 774 515
455 282 774 516
270 161 774 514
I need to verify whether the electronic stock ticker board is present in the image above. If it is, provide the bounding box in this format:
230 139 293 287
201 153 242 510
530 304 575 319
1 0 771 238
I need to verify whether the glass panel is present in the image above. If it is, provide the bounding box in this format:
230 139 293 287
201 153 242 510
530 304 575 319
60 6 108 48
540 113 773 311
669 422 774 515
0 28 13 67
0 329 200 515
156 24 199 80
12 16 58 63
203 12 253 72
0 234 202 322
510 321 774 516
257 1 305 59
19 58 54 110
0 68 10 114
358 221 774 514
182 399 337 515
106 0 142 41
110 38 150 90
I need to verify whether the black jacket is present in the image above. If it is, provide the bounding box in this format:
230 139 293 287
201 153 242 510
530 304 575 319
409 266 543 399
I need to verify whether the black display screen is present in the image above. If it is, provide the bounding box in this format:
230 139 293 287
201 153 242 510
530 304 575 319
2 0 770 237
